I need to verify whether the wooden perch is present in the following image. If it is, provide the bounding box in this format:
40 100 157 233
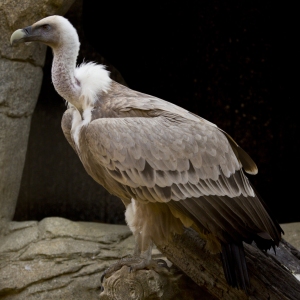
157 228 300 300
101 228 300 300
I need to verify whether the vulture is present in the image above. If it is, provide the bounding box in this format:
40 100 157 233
11 15 283 292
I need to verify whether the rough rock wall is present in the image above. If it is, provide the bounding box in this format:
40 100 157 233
0 218 215 300
0 0 75 233
0 218 134 299
15 0 127 224
0 218 299 299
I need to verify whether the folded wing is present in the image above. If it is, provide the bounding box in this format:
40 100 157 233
85 114 282 246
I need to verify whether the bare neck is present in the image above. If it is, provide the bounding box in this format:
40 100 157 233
51 42 81 110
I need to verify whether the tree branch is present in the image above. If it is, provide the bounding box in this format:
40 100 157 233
155 228 300 300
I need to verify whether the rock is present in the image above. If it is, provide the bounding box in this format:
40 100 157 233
0 0 75 233
281 222 300 251
0 217 210 300
15 0 127 225
0 60 43 234
0 218 299 299
0 217 133 299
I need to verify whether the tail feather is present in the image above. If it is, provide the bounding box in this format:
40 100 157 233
221 242 250 292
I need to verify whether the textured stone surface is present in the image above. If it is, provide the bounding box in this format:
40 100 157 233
0 59 43 232
0 218 299 299
0 217 206 300
281 223 300 251
0 0 75 232
0 218 133 300
15 0 127 225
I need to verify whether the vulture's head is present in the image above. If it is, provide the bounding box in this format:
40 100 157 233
10 15 79 49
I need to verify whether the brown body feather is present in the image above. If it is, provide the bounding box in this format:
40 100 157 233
62 81 283 259
10 15 282 293
61 80 284 291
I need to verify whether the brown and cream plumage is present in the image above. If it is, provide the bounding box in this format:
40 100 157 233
11 15 283 292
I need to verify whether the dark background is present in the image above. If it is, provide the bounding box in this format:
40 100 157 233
15 1 299 224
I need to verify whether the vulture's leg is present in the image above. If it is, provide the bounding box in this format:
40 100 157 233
100 234 168 287
132 231 153 267
100 200 169 287
132 234 170 270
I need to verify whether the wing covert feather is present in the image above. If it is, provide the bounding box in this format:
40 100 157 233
82 86 282 246
85 116 253 201
61 108 77 152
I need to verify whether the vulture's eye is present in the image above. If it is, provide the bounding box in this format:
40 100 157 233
41 24 51 31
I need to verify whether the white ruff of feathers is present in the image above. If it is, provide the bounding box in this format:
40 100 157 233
70 63 112 149
49 16 112 149
75 62 112 109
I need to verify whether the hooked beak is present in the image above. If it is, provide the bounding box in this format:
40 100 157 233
10 26 33 46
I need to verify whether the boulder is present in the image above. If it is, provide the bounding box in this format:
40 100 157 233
281 222 300 250
0 218 133 299
0 218 299 299
0 0 75 233
0 217 206 300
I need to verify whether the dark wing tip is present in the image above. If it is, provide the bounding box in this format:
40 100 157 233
221 242 251 293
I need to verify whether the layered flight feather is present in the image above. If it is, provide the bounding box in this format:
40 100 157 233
62 80 282 247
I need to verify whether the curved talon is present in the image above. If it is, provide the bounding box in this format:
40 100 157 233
155 259 170 271
100 270 107 292
100 271 107 284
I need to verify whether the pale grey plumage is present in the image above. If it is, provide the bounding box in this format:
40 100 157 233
60 80 281 246
11 16 283 292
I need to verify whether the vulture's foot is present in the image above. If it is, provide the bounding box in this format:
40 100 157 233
100 257 170 291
